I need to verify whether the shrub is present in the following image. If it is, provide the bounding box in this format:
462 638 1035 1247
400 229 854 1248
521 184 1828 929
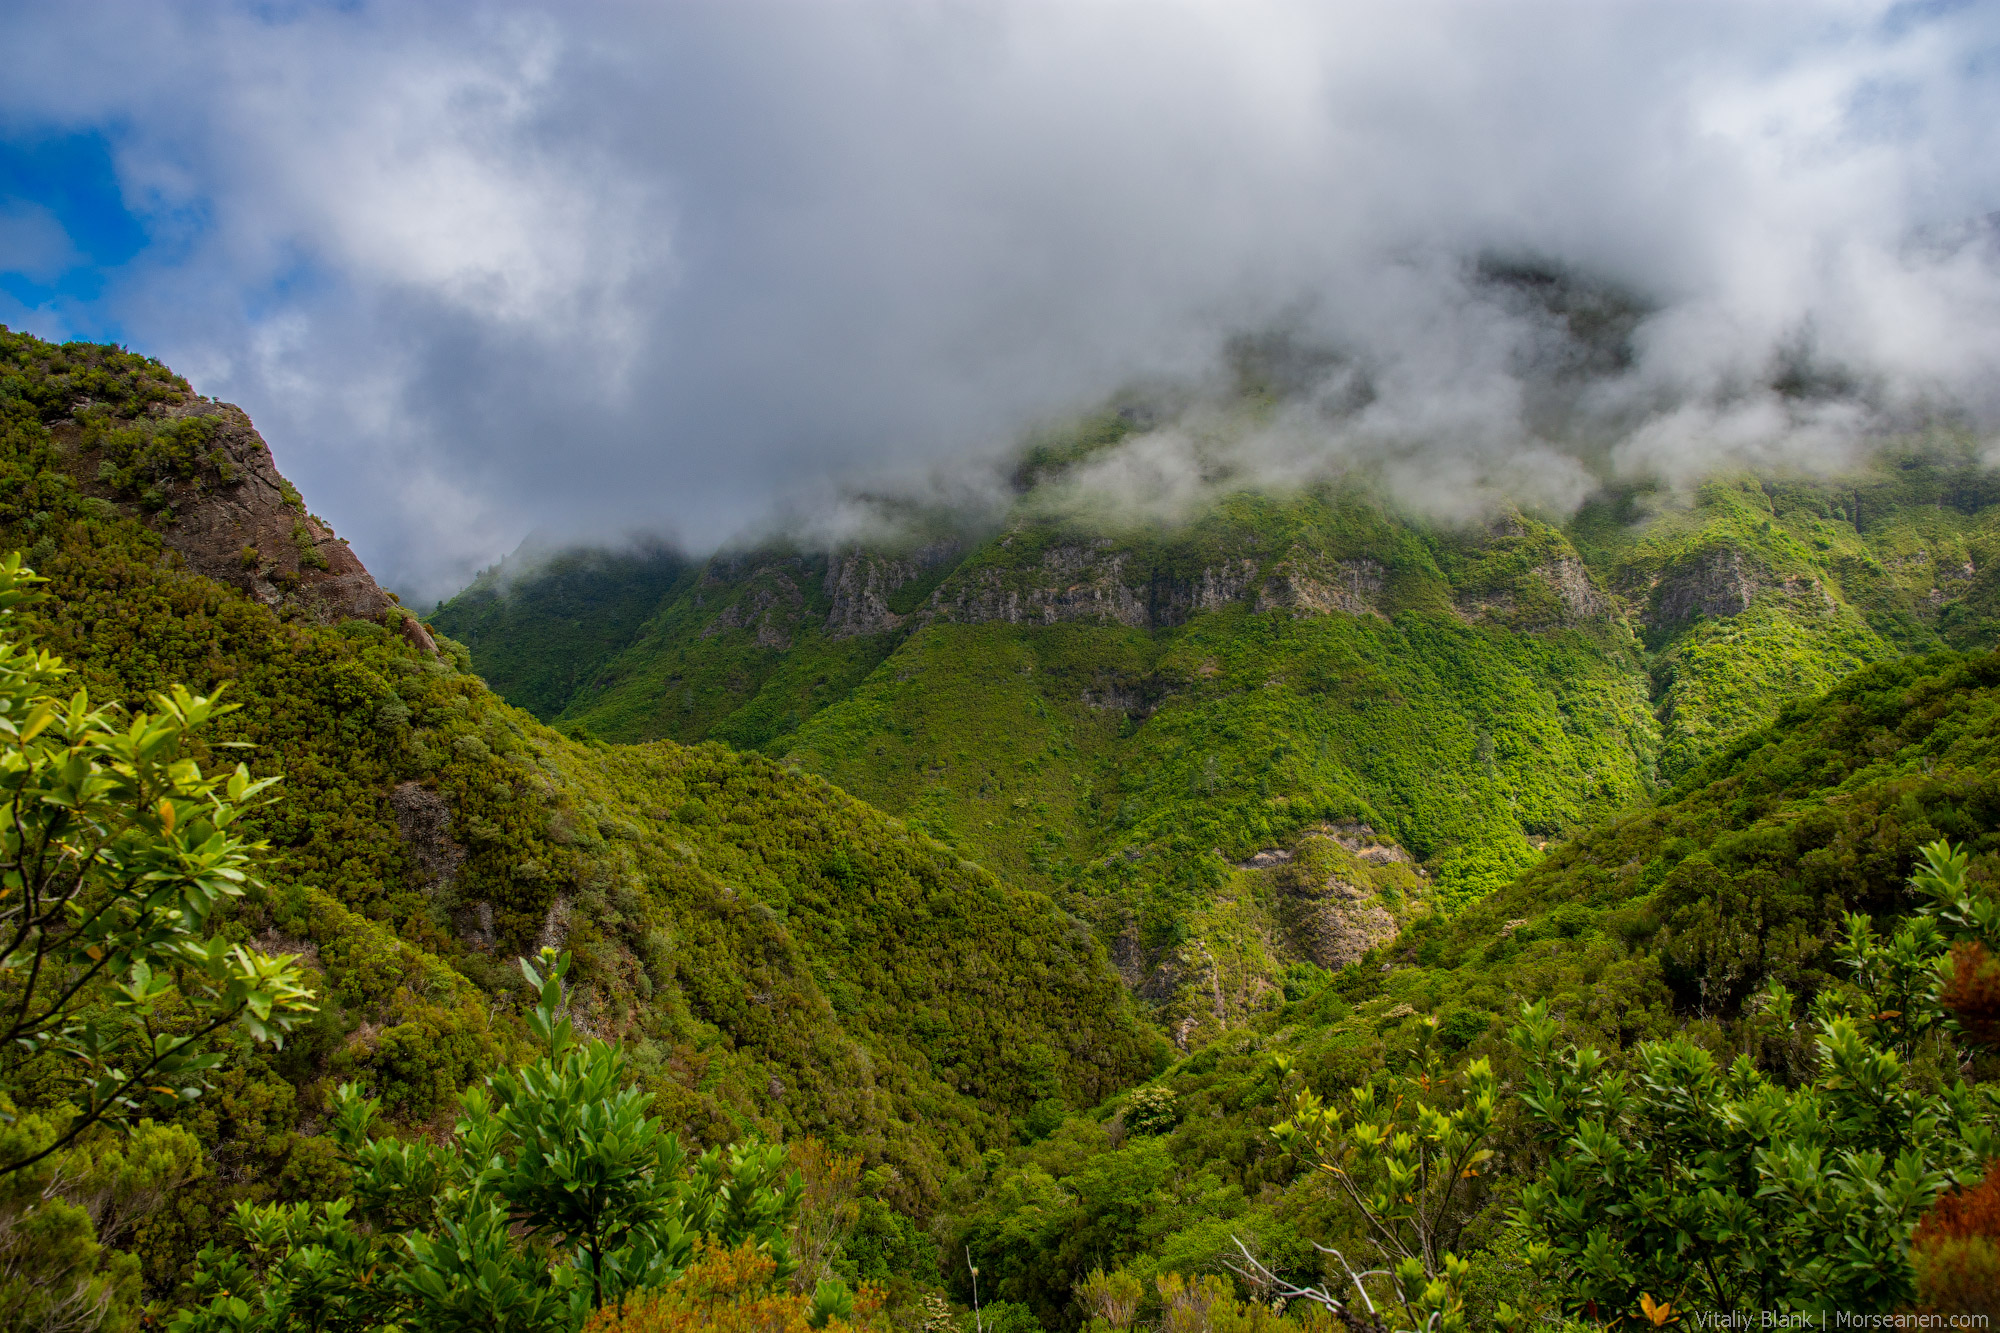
1912 1164 2000 1319
584 1241 886 1333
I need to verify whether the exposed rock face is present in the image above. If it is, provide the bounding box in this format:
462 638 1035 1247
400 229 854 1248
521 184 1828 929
400 617 440 656
823 553 919 637
1642 545 1842 631
58 396 397 623
1539 556 1611 621
1459 556 1610 628
821 541 962 639
1235 848 1294 869
928 542 1153 628
693 544 966 645
1272 868 1400 960
926 544 1302 631
699 517 1611 644
1273 824 1411 969
1650 546 1762 626
1167 558 1261 621
388 781 491 949
1325 822 1422 870
1257 555 1387 617
1109 919 1149 993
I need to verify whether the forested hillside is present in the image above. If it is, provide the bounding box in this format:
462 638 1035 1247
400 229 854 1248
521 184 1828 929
10 324 1999 1327
0 327 1159 1312
430 541 698 721
440 406 2000 1045
934 643 2000 1326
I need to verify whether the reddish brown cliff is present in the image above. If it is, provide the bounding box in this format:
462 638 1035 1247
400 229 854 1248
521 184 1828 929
53 391 402 627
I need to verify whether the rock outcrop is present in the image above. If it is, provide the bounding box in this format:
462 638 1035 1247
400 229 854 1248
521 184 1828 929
927 541 1154 628
820 541 962 639
1257 555 1387 617
1642 544 1841 632
1649 545 1762 626
1539 556 1611 621
55 393 398 624
923 541 1345 631
1271 825 1413 970
388 781 492 949
822 553 917 638
1459 555 1610 629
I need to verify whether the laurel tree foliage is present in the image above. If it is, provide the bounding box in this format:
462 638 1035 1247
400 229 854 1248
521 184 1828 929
0 553 315 1177
166 949 803 1332
1497 839 2000 1320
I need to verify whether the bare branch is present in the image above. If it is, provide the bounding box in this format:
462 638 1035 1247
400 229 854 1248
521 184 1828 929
1225 1234 1388 1321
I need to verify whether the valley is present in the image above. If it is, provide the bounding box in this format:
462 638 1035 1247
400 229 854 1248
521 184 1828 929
5 323 1998 1327
437 414 2000 1048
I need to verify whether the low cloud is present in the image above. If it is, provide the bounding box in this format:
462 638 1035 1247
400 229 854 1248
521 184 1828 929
1 2 1996 599
0 202 80 282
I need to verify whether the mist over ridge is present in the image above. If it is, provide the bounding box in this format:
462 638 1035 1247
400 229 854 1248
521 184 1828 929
2 1 1998 601
726 251 1998 566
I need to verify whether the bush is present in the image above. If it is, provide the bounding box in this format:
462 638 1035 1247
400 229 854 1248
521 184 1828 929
1912 1164 2000 1319
585 1241 886 1333
1506 841 2000 1320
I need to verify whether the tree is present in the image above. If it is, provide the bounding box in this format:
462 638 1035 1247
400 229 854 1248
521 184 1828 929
0 1112 201 1333
168 950 804 1333
786 1137 861 1295
1506 840 2000 1320
1242 1031 1497 1332
0 554 315 1177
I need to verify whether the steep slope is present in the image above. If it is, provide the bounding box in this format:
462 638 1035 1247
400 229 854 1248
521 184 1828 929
1571 452 2000 776
933 644 2000 1329
442 410 2000 1047
493 479 1651 1045
428 539 698 720
553 539 965 750
0 328 1160 1293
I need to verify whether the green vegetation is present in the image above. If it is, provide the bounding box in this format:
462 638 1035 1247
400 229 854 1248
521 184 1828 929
776 494 1659 1032
583 1239 886 1333
0 326 1156 1321
1569 459 2000 778
445 435 2000 1040
168 951 806 1331
429 543 698 721
933 646 2000 1326
547 551 917 750
1262 1046 1499 1330
0 554 314 1176
12 321 2000 1323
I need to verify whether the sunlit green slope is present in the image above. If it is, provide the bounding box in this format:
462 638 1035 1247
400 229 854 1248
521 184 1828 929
0 328 1159 1296
452 430 2000 1043
931 642 2000 1329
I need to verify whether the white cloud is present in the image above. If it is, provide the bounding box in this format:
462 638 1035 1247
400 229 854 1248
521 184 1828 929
0 201 79 282
0 0 1996 598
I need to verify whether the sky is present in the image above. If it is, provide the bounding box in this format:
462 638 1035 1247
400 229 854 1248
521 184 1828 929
2 1 1999 602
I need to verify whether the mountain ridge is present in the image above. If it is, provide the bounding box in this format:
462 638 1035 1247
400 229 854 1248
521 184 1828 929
435 426 2000 1045
0 327 1161 1289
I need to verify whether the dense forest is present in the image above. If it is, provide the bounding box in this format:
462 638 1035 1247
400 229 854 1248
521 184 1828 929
0 328 1157 1329
6 323 1999 1327
439 376 2000 1049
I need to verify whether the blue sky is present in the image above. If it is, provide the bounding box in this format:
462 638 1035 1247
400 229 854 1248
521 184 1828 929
3 1 1998 601
0 130 146 337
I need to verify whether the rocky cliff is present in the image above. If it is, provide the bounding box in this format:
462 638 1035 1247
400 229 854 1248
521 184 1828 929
0 325 1162 1215
52 390 402 625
